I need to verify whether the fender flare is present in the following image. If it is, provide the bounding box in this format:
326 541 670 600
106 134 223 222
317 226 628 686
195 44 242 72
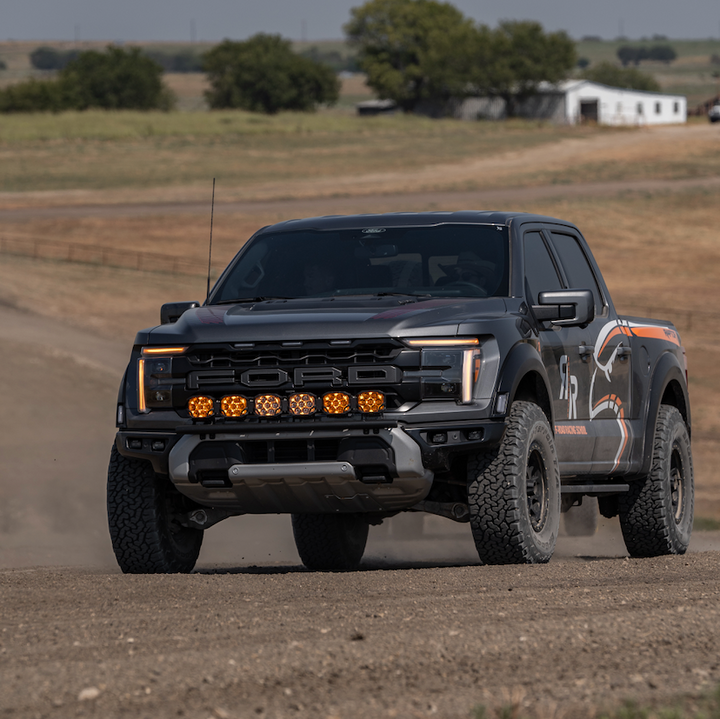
495 341 555 427
637 351 690 476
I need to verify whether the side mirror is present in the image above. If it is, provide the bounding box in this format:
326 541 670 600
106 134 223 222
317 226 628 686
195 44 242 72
161 301 200 325
533 290 594 327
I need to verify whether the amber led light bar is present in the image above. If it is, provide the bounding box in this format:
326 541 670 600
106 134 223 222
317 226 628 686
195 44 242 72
406 338 479 348
141 346 187 355
187 391 387 418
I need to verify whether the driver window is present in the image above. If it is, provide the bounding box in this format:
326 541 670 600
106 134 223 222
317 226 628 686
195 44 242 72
523 231 563 304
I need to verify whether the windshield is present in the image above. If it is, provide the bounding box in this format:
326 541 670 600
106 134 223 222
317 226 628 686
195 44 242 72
210 223 509 303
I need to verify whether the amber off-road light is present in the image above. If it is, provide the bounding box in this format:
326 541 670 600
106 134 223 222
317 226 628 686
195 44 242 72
221 395 248 417
188 396 214 418
289 393 316 415
141 346 187 355
137 359 148 413
357 391 385 413
323 392 351 414
255 394 282 416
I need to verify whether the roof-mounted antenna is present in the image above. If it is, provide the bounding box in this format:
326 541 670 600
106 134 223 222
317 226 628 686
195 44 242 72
205 178 216 302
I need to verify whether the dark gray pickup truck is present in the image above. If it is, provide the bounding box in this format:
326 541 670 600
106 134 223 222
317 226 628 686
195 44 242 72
108 211 693 573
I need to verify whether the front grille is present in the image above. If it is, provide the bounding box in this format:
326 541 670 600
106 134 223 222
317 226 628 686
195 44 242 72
185 340 403 370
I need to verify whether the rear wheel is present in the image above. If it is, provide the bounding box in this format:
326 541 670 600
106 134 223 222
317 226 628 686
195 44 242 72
467 401 561 564
107 445 203 573
563 497 599 537
619 406 693 557
291 513 368 571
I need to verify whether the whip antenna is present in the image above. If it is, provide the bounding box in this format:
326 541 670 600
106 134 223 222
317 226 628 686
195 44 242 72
206 178 216 301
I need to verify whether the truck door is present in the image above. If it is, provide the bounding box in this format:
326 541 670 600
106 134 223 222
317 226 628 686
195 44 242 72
523 230 595 475
547 230 633 474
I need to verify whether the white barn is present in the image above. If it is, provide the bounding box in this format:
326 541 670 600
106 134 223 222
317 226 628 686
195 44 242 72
443 80 687 125
558 80 686 125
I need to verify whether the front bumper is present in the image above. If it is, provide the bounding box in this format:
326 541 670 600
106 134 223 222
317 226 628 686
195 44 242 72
166 426 434 514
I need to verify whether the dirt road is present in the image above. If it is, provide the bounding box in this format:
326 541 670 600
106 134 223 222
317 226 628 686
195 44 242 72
3 305 720 719
3 554 720 719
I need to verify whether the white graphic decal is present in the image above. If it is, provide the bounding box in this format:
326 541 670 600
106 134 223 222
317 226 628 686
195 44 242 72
559 354 578 420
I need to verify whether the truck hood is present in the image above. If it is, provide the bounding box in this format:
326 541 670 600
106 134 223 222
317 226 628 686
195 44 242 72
141 297 509 345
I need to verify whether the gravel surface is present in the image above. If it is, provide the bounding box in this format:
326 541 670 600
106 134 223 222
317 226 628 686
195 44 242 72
2 555 720 719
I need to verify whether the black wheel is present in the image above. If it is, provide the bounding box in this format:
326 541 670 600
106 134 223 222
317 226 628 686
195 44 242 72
563 497 599 537
107 445 203 573
467 401 560 564
291 513 368 571
619 406 693 557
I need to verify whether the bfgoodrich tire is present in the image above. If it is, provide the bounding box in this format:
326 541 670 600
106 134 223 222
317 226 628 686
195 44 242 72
619 405 693 557
467 401 561 564
291 514 368 571
107 445 203 573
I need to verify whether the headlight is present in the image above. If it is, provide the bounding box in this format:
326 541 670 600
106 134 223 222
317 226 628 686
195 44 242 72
405 339 481 404
137 347 187 412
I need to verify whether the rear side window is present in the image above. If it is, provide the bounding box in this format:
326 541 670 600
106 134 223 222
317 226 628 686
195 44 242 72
523 231 563 304
549 232 604 315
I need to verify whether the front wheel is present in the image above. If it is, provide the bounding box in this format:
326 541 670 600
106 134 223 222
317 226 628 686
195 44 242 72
619 405 693 557
291 514 368 571
467 401 561 564
107 445 203 573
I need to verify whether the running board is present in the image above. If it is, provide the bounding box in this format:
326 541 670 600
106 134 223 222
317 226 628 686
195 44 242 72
561 484 629 495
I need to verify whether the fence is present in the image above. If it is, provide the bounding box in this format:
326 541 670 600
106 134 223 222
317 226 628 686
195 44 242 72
0 234 205 277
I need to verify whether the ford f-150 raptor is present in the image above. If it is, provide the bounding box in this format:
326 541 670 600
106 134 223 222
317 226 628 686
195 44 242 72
108 211 693 573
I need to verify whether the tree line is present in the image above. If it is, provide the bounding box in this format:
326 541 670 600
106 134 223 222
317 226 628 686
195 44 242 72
0 0 669 115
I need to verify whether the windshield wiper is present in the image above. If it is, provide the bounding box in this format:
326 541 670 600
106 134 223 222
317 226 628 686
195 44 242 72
211 297 294 305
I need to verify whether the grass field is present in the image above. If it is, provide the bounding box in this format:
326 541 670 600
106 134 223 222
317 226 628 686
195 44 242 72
0 112 617 194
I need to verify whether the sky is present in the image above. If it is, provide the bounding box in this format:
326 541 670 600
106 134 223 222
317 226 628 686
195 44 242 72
5 0 720 43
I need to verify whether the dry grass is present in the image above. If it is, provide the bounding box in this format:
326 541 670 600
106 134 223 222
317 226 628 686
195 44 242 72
0 113 612 197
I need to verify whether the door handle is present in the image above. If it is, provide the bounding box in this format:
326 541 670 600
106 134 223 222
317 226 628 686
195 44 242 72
578 345 594 360
617 345 632 359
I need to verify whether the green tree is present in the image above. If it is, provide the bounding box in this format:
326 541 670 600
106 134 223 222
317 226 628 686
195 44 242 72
29 46 79 70
648 44 676 63
0 78 66 112
61 47 174 110
482 21 576 116
344 0 479 112
0 46 175 113
582 61 661 92
203 35 340 113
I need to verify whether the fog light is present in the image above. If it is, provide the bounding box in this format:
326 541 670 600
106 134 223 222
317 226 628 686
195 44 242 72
188 396 214 418
221 395 248 417
289 393 316 415
430 432 447 444
255 394 282 416
151 440 165 451
323 392 351 414
357 391 385 413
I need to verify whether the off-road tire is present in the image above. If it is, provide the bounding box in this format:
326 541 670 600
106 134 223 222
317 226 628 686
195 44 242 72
619 405 693 557
563 497 599 537
107 444 203 573
468 401 561 564
291 513 368 571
